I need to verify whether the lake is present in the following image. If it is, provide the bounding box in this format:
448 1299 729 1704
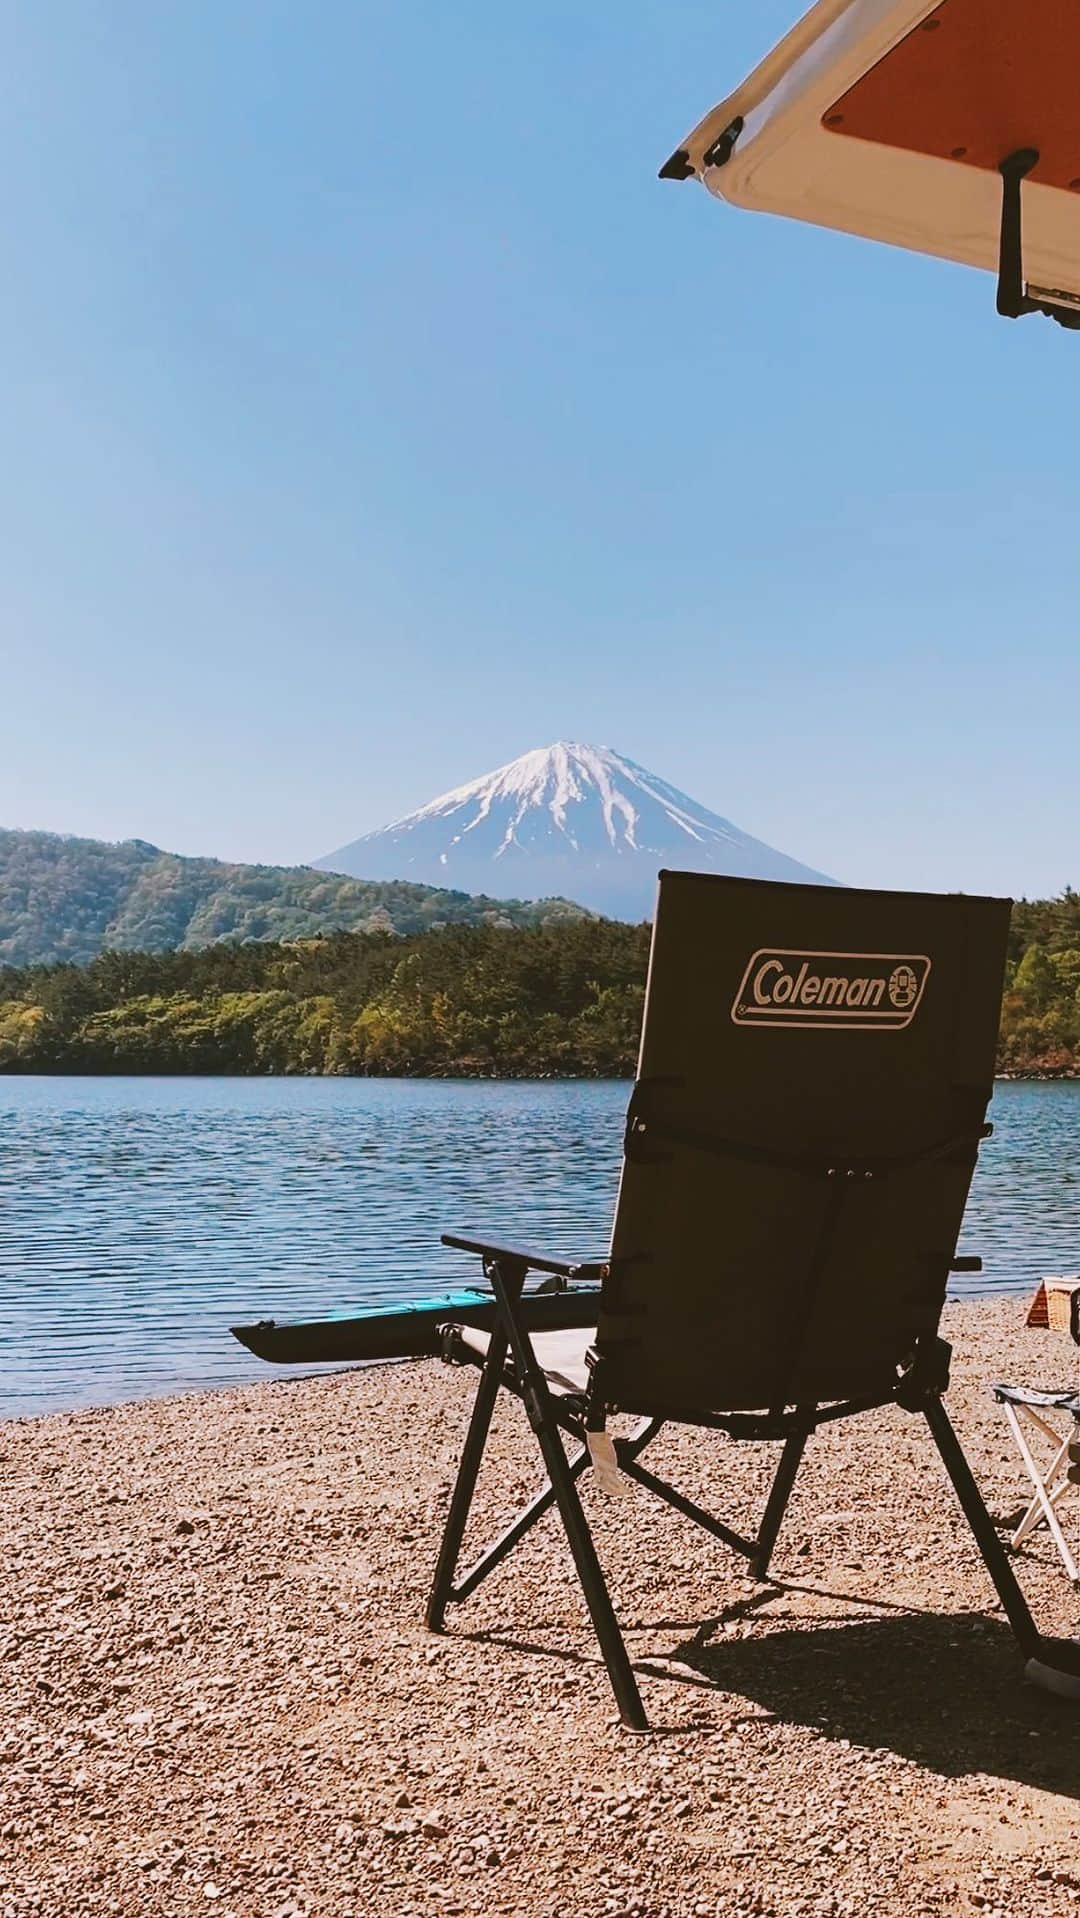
3 1077 1077 1419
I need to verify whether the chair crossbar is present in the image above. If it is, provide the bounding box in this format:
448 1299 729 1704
617 1455 759 1561
448 1417 662 1604
1013 1448 1072 1549
999 1395 1080 1585
438 1315 808 1573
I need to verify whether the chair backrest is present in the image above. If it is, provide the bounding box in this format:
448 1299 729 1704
596 873 1011 1415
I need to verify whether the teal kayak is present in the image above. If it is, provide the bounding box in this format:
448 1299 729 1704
231 1283 600 1366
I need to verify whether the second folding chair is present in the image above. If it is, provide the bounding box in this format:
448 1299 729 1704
995 1278 1080 1586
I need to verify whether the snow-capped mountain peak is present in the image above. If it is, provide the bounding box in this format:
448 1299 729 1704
398 744 694 853
315 743 835 920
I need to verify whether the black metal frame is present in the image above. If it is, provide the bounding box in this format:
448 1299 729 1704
997 148 1080 329
424 1239 1067 1731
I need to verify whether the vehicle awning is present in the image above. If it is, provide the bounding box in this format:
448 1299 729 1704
662 0 1080 326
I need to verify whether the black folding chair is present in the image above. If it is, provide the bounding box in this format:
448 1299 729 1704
427 873 1080 1728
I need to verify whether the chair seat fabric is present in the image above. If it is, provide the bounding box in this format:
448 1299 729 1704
993 1382 1080 1416
457 1324 596 1397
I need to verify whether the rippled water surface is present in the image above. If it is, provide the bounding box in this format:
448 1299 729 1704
3 1077 1077 1417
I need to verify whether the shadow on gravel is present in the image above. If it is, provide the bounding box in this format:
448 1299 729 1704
673 1610 1080 1792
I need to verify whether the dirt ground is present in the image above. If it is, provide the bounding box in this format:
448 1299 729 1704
3 1298 1079 1918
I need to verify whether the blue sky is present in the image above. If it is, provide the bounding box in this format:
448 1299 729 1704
3 1 1079 898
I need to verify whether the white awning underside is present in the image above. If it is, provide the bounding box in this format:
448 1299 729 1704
668 0 1080 303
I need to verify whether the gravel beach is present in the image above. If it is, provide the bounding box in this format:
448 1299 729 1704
4 1298 1079 1918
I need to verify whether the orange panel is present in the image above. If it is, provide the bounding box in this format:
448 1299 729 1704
823 0 1080 192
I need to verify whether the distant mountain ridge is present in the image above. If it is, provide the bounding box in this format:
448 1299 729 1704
317 742 835 920
0 828 588 969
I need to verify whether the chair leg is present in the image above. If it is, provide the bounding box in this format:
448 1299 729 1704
425 1323 509 1631
923 1393 1040 1657
529 1404 649 1730
487 1257 648 1731
752 1425 809 1580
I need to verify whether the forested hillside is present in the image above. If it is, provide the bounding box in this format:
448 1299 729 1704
0 828 587 967
998 889 1080 1075
0 893 1076 1077
0 920 648 1076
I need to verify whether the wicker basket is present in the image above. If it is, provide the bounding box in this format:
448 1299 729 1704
1027 1278 1080 1337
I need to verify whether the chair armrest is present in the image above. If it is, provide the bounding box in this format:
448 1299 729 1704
950 1256 982 1273
441 1233 607 1284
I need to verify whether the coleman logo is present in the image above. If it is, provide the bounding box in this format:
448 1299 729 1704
731 949 931 1030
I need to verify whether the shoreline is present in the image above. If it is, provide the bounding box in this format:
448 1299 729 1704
3 1069 1080 1083
6 1295 1079 1916
2 1276 1042 1429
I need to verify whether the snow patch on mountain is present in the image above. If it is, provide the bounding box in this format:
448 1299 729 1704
315 743 836 920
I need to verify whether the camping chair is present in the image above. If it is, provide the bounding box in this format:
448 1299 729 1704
426 873 1080 1728
660 0 1080 328
994 1279 1080 1586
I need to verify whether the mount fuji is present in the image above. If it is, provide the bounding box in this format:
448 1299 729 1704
316 744 834 922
